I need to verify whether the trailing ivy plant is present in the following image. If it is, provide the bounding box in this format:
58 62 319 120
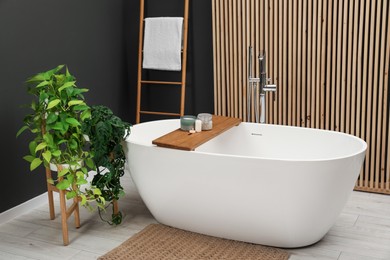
81 105 131 225
17 65 105 210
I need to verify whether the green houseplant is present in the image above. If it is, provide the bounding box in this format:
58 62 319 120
81 105 131 225
17 65 105 209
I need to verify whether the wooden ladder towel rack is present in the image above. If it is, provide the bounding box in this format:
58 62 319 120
136 0 190 124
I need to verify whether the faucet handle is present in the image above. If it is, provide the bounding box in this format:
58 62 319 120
264 83 277 101
263 84 277 92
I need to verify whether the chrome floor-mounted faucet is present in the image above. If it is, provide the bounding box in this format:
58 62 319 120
247 47 277 123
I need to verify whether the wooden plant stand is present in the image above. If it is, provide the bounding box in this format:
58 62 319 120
45 165 120 246
45 165 80 246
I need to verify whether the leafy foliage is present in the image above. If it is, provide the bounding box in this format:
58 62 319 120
82 105 131 225
17 65 105 210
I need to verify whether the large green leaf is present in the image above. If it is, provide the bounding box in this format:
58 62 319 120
26 73 46 83
56 179 70 190
65 118 80 127
58 139 67 145
73 88 89 95
76 171 88 185
42 150 51 164
39 92 49 103
65 66 71 77
85 158 94 169
30 158 42 171
16 126 29 137
72 105 89 111
30 100 36 111
66 191 77 200
46 113 58 125
51 122 64 131
23 155 35 163
43 133 54 147
68 100 84 106
76 178 88 185
69 139 78 149
40 65 64 81
47 99 61 109
80 194 87 206
36 80 49 88
52 150 61 157
93 188 102 196
46 64 64 76
80 110 91 121
58 81 76 92
35 142 47 152
58 168 69 177
66 174 74 184
29 141 37 156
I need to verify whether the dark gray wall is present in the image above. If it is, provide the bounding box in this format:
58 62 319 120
0 0 213 213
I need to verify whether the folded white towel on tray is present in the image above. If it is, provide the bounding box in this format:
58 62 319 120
142 17 183 71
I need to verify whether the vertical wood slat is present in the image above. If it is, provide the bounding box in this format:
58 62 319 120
381 0 390 191
211 0 218 115
212 0 390 194
346 0 354 135
320 0 327 130
385 3 390 191
372 0 382 189
237 0 242 120
330 0 337 131
325 0 332 130
302 0 307 127
288 0 293 126
335 0 342 132
297 0 303 127
273 0 278 124
292 0 298 126
357 0 365 187
361 0 370 188
311 0 317 129
366 0 376 188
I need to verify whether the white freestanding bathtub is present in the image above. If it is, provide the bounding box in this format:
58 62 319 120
124 119 367 248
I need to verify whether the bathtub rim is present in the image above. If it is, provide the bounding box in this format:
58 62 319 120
125 119 367 163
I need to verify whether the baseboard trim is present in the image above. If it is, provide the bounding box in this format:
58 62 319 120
0 192 48 225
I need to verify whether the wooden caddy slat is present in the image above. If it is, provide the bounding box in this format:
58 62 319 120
135 0 189 123
212 0 390 194
152 115 241 151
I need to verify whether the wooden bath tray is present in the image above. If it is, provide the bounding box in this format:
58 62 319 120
152 115 241 151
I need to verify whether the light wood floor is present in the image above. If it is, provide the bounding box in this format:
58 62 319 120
0 173 389 260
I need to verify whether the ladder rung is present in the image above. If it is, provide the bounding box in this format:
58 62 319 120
141 80 183 85
140 111 181 117
142 50 184 53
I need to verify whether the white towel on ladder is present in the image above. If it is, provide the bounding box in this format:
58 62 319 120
142 17 183 71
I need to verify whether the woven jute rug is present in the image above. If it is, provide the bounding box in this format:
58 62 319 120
99 224 290 260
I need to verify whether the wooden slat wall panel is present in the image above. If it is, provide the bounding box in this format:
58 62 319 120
212 0 390 195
